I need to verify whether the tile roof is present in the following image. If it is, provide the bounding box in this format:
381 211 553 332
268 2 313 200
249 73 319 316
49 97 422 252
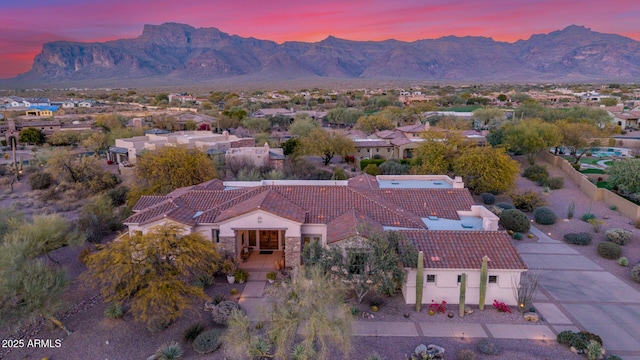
399 230 527 270
132 195 168 211
371 188 474 219
216 189 307 223
326 209 384 243
347 174 379 189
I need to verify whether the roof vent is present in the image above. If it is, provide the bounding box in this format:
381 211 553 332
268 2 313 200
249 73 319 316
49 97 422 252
430 256 440 261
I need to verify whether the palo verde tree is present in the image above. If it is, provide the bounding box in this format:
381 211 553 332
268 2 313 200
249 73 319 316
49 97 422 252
0 222 78 335
502 119 561 164
223 266 352 360
297 128 355 165
557 120 605 164
606 158 640 195
131 146 217 203
452 145 520 194
413 130 468 175
323 231 406 303
83 223 221 329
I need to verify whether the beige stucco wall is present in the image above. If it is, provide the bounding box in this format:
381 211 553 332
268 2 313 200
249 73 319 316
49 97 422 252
402 268 524 306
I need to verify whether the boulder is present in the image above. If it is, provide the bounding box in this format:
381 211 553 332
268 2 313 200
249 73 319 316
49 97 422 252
415 344 427 356
464 306 474 315
427 344 445 358
523 312 539 322
204 300 215 312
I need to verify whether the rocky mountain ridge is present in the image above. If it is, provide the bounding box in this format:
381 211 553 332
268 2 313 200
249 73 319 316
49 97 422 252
10 23 640 86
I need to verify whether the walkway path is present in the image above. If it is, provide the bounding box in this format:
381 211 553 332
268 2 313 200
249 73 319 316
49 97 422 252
236 234 640 359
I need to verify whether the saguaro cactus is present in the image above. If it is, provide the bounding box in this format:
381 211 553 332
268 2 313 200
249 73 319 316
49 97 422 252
479 255 488 310
459 272 466 318
415 251 424 312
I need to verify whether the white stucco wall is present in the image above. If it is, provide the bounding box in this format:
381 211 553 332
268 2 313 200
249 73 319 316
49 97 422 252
126 219 193 236
402 268 525 306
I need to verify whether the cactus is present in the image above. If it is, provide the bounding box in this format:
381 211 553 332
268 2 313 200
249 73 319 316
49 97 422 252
459 272 466 318
479 255 488 310
415 251 424 312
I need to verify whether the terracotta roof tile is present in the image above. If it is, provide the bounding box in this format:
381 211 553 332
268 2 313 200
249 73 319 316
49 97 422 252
326 209 383 243
371 188 475 219
216 189 306 223
400 230 527 270
132 196 168 211
347 174 379 189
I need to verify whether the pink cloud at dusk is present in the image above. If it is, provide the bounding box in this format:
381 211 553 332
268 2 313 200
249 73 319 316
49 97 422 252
1 0 639 78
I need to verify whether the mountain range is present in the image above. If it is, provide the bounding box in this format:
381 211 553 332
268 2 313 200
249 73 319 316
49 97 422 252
8 23 640 86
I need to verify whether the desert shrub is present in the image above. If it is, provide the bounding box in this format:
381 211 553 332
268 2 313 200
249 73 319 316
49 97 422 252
609 205 618 211
632 263 640 283
457 349 476 360
367 352 385 360
499 209 531 233
28 171 53 190
183 322 206 343
509 190 546 212
581 213 596 222
579 331 603 346
212 293 228 305
607 355 623 360
557 330 574 345
512 232 523 240
481 192 496 205
618 257 629 266
533 206 557 225
192 329 222 354
363 164 380 176
104 302 124 319
606 228 633 245
78 246 93 265
544 176 564 189
193 273 213 289
146 317 171 333
495 202 515 210
477 338 500 355
522 165 549 183
155 341 183 360
106 185 129 206
211 300 243 325
597 242 622 259
564 233 592 246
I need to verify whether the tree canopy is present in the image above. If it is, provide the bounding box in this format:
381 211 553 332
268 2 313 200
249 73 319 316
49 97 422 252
288 116 320 137
607 158 640 195
355 114 396 134
452 146 520 194
134 146 217 195
19 127 46 145
83 224 221 328
502 119 561 164
297 128 355 165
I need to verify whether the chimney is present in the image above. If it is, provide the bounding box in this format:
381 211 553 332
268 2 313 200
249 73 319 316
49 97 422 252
222 130 229 140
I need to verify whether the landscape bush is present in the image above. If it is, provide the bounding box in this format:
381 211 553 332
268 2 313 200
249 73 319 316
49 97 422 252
499 209 531 233
192 329 222 354
581 213 596 222
146 317 171 333
494 202 515 211
543 176 564 190
477 338 500 355
597 242 622 259
183 322 206 343
618 257 629 266
456 349 476 360
155 341 183 360
557 330 603 352
28 171 53 190
104 302 123 319
632 263 640 283
522 165 549 184
509 190 546 212
211 300 243 325
533 206 557 225
563 233 592 246
481 192 496 205
605 228 633 245
512 232 523 240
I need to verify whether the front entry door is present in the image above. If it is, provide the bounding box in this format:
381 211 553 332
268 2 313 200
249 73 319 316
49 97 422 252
259 230 280 250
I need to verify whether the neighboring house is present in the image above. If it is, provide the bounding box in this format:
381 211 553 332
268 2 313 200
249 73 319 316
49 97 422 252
225 142 285 169
0 119 61 136
252 108 295 118
168 94 197 103
125 174 526 306
353 123 430 161
24 98 51 107
78 100 96 108
609 110 640 130
107 130 255 164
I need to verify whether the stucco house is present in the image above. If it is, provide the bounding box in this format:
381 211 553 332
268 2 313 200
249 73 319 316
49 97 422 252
125 174 527 306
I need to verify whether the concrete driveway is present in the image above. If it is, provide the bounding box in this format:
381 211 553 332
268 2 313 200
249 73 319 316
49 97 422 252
517 228 640 358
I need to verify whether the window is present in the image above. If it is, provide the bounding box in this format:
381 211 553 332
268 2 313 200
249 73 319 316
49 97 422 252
457 275 461 283
489 275 498 284
302 234 321 246
347 249 368 274
249 231 257 247
426 274 436 283
212 229 220 243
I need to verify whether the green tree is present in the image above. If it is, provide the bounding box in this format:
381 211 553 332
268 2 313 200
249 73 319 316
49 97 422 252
288 116 320 137
134 146 217 195
326 107 364 125
47 131 82 146
607 158 640 195
502 119 561 164
95 114 126 132
298 128 355 165
0 240 72 335
355 114 395 135
323 232 406 303
557 120 604 164
222 266 352 360
19 127 46 145
83 224 221 328
413 131 467 175
281 137 300 156
473 108 505 129
453 146 519 194
77 195 128 243
46 149 119 192
378 159 410 175
82 132 109 155
242 117 271 133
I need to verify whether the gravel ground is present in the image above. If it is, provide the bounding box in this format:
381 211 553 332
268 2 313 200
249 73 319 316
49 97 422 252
2 155 638 359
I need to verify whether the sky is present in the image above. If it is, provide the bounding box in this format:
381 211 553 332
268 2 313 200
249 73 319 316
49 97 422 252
1 0 639 79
